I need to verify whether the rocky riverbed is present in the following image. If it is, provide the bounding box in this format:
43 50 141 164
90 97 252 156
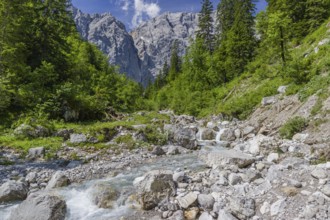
0 111 330 220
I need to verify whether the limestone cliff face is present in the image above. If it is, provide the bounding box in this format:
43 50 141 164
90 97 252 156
73 7 201 85
72 7 149 85
131 12 199 79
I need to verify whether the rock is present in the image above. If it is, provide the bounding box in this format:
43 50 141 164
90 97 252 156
27 147 45 159
218 128 235 142
91 183 120 208
234 129 241 139
184 207 199 220
69 133 87 144
321 185 330 197
55 129 73 140
136 170 176 210
177 192 198 209
167 146 180 155
197 194 214 210
199 212 213 220
151 146 165 156
25 172 37 183
256 163 266 171
168 210 184 220
242 126 255 136
228 173 242 185
199 149 255 169
46 171 70 189
229 197 256 220
0 181 28 203
173 172 185 182
173 126 198 150
217 209 238 220
66 160 83 169
13 124 36 138
260 202 270 214
201 129 216 140
267 153 279 163
35 125 50 137
277 86 287 94
292 133 309 143
270 198 286 216
281 187 298 197
261 96 277 106
9 192 66 220
311 169 328 179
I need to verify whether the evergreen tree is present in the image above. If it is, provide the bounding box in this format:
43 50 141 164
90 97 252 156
215 0 235 42
196 0 214 52
306 0 330 32
168 40 181 81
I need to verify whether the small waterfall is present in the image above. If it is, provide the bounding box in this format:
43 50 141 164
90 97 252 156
215 129 223 142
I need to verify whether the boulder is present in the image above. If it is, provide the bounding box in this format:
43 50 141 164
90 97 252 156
242 126 255 136
270 198 286 216
217 210 238 220
177 192 198 209
321 185 330 197
69 133 87 144
229 197 256 220
13 124 36 138
197 194 214 210
91 183 120 208
311 169 328 179
199 212 213 220
151 146 165 156
9 192 66 220
0 181 28 203
184 207 199 220
167 146 180 155
218 128 235 142
25 172 37 183
199 149 255 169
228 173 242 186
46 171 70 189
168 210 184 220
201 129 216 140
136 170 176 210
277 86 287 94
173 172 185 182
261 96 277 106
35 126 50 137
173 126 198 150
267 153 279 163
28 147 45 159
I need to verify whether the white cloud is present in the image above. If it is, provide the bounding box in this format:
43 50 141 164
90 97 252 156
132 0 161 27
121 0 130 11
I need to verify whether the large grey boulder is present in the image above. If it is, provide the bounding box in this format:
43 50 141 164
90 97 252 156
177 192 198 209
46 171 70 190
199 149 255 169
136 170 176 210
172 126 198 150
91 183 120 208
0 181 28 203
218 128 235 142
9 192 66 220
217 210 238 220
14 124 36 138
28 147 45 159
69 133 87 144
229 197 256 220
197 194 215 210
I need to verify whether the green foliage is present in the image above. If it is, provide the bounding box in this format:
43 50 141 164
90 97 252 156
0 0 144 127
142 125 168 145
196 0 214 52
279 116 307 139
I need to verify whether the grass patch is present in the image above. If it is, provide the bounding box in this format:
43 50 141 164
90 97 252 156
279 116 308 139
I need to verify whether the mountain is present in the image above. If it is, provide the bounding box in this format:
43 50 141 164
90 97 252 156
72 8 201 85
71 7 148 85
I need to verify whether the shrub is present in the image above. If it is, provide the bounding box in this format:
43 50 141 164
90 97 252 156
279 116 307 139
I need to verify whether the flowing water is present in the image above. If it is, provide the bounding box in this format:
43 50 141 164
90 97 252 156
0 153 206 220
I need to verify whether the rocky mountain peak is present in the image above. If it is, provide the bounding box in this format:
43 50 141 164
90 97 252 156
72 8 202 85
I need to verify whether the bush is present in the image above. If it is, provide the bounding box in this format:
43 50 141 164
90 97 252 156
279 116 307 139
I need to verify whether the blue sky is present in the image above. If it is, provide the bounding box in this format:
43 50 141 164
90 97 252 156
72 0 268 29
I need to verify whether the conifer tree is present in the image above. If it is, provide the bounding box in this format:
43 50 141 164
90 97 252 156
196 0 214 52
306 0 330 32
215 0 235 42
168 40 181 81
